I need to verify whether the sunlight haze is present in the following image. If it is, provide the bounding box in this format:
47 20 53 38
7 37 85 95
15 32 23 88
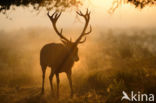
0 0 156 31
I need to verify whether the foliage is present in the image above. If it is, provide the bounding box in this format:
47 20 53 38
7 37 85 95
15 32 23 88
109 0 156 13
74 30 156 102
127 0 156 8
0 0 81 14
1 0 156 14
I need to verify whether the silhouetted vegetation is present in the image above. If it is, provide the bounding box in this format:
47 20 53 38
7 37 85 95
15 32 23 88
127 0 156 8
75 30 156 102
0 0 81 14
1 0 156 15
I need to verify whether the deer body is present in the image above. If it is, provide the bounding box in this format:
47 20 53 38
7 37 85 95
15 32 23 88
40 43 77 73
40 9 91 98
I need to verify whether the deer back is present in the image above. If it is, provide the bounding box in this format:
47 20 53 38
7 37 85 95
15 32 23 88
40 43 75 72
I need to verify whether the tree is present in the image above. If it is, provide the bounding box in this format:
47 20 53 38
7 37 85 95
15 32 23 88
109 0 156 13
0 0 81 14
0 0 156 14
127 0 156 8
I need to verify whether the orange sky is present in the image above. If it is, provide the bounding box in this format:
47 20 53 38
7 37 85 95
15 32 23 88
0 0 156 31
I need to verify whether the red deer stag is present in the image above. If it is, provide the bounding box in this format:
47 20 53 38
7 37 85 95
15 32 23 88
40 9 92 98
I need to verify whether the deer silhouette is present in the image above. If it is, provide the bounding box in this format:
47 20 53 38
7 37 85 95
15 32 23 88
40 9 92 98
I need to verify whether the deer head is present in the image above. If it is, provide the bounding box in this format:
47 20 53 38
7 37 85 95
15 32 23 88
47 9 92 61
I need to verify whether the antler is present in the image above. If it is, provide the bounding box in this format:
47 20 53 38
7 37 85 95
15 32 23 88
75 9 92 44
47 11 69 42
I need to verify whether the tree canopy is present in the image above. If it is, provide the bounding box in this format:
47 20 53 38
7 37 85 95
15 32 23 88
127 0 156 8
0 0 81 13
0 0 156 14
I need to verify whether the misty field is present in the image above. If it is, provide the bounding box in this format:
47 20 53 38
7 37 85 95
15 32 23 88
0 28 156 103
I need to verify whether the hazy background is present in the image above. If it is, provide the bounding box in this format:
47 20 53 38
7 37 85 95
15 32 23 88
0 27 156 103
0 0 156 31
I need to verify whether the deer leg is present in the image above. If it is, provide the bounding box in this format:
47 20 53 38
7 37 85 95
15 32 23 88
49 69 55 95
56 73 60 98
41 65 46 94
67 72 73 98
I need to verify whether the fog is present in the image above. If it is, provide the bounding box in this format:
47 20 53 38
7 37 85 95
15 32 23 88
1 2 156 31
0 27 156 83
0 27 156 102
